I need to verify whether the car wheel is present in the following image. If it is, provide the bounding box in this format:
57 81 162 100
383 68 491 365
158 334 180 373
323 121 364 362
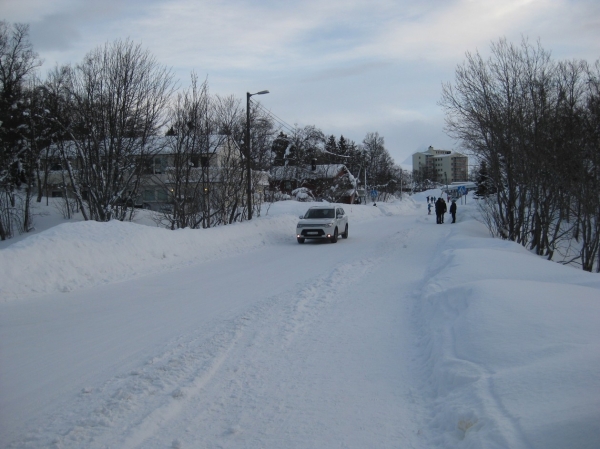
330 227 338 243
297 237 305 244
342 224 348 239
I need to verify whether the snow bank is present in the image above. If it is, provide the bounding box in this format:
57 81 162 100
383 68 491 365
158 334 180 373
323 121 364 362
0 199 416 300
416 220 600 449
2 192 599 449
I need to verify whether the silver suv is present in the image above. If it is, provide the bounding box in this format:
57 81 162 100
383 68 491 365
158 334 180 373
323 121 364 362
296 205 349 244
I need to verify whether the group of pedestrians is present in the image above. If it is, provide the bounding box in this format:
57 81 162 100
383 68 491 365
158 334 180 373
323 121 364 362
426 195 457 224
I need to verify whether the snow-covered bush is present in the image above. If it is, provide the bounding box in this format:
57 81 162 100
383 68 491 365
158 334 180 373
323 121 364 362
292 187 315 202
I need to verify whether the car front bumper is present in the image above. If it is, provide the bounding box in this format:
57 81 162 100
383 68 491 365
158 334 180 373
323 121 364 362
296 227 335 239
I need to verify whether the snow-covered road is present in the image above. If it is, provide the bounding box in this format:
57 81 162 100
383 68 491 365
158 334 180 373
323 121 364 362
1 202 446 448
2 197 599 449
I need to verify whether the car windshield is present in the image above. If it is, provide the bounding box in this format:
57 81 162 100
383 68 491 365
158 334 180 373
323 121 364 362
305 208 335 219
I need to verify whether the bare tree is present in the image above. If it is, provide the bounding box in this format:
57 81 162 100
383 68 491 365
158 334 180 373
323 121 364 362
575 60 600 271
153 75 214 229
362 132 394 191
64 38 174 222
212 94 246 223
441 37 600 271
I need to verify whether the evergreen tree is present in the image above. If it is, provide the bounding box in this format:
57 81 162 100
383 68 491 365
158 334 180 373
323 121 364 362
344 139 363 179
0 21 42 239
474 161 495 198
324 134 337 164
338 135 348 157
271 132 290 166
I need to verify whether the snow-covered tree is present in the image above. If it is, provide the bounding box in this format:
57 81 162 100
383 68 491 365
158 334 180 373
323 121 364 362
0 21 42 240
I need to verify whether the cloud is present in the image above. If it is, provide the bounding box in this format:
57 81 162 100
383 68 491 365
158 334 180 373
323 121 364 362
2 0 598 166
0 0 74 22
302 60 394 83
29 13 82 51
16 0 598 75
5 0 161 54
116 0 424 71
369 0 600 63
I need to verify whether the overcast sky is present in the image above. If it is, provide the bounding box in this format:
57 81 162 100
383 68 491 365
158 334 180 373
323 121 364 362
3 0 599 165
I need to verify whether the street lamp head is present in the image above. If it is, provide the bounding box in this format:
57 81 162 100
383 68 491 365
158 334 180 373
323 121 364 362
249 90 270 97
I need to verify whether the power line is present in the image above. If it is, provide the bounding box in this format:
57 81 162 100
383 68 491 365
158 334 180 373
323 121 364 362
251 100 352 160
251 100 296 134
251 101 293 129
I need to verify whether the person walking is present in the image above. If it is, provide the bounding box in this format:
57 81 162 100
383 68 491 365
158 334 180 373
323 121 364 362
441 198 447 223
426 196 430 203
450 199 457 223
435 197 443 224
428 202 432 215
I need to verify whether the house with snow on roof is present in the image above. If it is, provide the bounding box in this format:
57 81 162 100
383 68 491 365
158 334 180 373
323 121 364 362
40 134 250 211
269 163 357 204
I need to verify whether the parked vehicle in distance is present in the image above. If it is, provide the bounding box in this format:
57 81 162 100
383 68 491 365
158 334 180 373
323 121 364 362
296 205 349 244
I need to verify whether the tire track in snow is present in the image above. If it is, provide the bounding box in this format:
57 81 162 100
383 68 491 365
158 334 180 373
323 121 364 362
125 256 382 448
12 316 251 449
279 257 380 347
266 224 424 351
14 221 425 448
19 256 380 449
152 224 428 448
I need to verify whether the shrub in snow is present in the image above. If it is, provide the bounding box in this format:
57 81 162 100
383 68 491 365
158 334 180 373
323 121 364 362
292 187 315 202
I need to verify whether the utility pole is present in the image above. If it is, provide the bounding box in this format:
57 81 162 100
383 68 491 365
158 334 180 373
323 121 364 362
445 172 449 199
400 171 403 200
246 90 269 220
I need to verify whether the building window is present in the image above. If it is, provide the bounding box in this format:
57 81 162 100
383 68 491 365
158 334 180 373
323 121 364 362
143 190 155 201
142 158 153 175
156 189 168 202
50 160 63 171
154 156 166 174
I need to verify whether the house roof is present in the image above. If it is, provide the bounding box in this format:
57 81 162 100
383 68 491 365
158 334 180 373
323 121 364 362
45 134 237 157
270 164 351 181
435 152 467 157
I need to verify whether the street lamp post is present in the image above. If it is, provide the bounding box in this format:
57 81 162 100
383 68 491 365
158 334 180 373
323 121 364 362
246 90 269 220
444 172 449 200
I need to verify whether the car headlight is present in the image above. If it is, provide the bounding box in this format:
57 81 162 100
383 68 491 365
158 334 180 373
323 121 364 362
325 222 334 227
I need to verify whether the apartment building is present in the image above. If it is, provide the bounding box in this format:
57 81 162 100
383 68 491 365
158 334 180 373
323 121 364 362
40 135 247 210
412 146 468 184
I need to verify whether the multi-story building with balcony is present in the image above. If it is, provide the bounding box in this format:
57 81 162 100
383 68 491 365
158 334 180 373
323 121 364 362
412 146 468 184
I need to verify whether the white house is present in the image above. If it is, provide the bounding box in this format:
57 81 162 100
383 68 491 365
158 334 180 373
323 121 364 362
41 135 247 210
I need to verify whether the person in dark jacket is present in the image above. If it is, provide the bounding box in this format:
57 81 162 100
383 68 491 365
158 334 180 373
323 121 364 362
435 198 443 224
450 199 457 223
441 198 447 223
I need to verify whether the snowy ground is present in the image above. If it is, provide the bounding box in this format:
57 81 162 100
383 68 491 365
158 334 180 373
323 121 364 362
1 193 599 449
